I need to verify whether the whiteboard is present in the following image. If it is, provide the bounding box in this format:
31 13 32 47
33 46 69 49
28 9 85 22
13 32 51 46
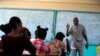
0 9 100 45
56 11 100 45
0 9 54 42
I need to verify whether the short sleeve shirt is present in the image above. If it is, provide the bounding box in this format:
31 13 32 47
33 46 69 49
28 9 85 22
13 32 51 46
48 39 65 56
32 38 49 55
70 24 87 41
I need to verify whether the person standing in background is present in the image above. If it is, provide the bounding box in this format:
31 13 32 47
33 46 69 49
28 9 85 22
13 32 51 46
66 17 89 56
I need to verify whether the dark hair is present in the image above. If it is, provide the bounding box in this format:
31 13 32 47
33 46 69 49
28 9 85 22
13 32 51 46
55 32 65 41
23 27 31 39
73 17 79 22
9 16 22 29
35 25 48 40
0 24 11 34
35 26 40 39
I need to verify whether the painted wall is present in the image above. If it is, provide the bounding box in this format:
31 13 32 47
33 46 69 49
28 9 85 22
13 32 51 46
0 0 100 12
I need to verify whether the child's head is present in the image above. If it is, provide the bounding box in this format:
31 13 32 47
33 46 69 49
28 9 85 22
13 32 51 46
0 24 11 34
55 32 65 41
23 27 31 39
35 25 48 40
9 16 22 31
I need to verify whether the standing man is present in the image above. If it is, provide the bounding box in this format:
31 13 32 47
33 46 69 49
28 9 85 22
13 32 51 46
66 17 88 56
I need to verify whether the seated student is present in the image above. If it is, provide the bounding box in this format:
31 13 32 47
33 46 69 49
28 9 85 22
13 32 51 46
32 26 49 56
96 43 100 56
0 24 11 56
1 16 36 56
21 27 32 53
48 32 66 56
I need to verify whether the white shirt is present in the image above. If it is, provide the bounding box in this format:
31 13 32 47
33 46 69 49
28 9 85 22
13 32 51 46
70 24 86 41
